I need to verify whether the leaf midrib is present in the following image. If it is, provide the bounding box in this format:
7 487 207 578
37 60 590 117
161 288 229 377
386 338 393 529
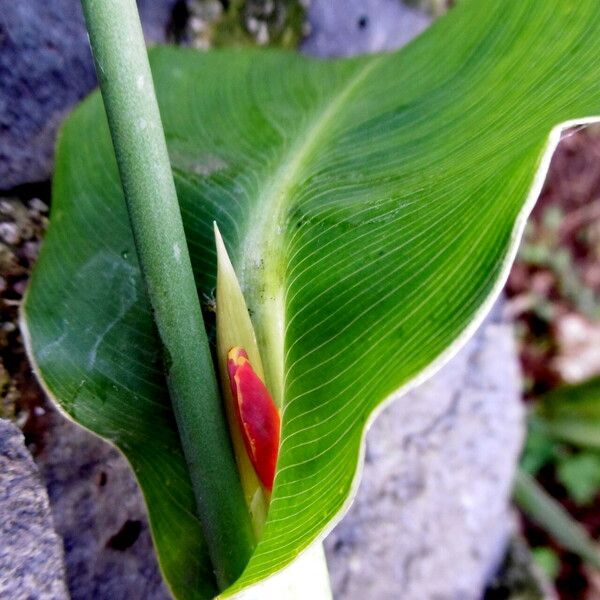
240 55 384 407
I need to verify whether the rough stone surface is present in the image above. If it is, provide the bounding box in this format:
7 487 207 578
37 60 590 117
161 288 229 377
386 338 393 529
37 413 170 600
0 419 69 600
0 0 177 189
302 0 430 57
325 306 525 599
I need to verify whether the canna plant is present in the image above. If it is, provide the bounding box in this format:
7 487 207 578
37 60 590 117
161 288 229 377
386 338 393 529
20 0 600 598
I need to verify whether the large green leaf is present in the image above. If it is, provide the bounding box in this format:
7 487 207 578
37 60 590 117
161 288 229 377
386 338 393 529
22 0 600 597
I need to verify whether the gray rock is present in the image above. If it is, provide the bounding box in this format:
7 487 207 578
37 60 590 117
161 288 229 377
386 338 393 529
0 0 177 190
0 418 69 600
302 0 430 57
325 307 525 600
37 413 169 600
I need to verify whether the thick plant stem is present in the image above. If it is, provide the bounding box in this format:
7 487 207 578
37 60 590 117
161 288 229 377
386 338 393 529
80 0 254 589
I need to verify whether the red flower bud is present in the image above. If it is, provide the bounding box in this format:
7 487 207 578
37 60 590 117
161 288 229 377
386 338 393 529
227 347 280 491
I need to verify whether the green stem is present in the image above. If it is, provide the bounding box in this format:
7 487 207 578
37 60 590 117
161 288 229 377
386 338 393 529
514 469 600 570
80 0 254 588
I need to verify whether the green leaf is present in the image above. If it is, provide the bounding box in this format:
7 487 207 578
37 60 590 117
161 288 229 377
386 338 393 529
531 547 560 581
22 1 600 597
556 451 600 506
514 470 600 572
536 376 600 449
539 376 600 420
539 420 600 450
520 416 557 476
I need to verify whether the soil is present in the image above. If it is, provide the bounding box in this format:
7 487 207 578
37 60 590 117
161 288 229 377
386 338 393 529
0 183 52 452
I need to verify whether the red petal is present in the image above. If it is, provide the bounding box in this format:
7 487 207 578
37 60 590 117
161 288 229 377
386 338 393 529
227 347 280 491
